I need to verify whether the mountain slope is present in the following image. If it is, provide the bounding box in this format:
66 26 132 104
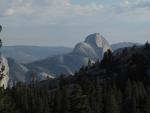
111 42 140 51
1 42 150 113
7 58 28 83
7 58 54 84
38 42 150 89
2 46 72 63
27 33 112 77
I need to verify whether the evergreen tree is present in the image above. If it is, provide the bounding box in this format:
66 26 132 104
103 86 120 113
0 87 19 113
130 96 138 113
94 79 103 113
69 84 90 113
144 41 150 50
59 86 70 113
88 59 92 68
141 95 150 113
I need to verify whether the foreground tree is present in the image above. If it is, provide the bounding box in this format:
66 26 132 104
69 84 90 113
103 86 121 113
0 25 4 84
0 25 2 48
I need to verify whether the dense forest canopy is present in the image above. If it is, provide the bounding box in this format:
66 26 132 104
0 42 150 113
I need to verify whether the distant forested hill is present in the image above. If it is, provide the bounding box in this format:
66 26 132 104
111 42 141 51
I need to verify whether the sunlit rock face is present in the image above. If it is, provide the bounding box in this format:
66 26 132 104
73 33 112 60
27 33 112 77
0 54 9 88
8 33 112 80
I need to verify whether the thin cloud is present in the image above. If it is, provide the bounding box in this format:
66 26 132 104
120 0 150 10
0 0 150 25
0 0 111 17
1 0 150 18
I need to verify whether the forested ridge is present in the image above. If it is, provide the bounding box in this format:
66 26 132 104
0 42 150 113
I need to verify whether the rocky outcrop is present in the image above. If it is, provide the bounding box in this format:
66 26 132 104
73 33 112 60
0 54 9 88
27 33 112 77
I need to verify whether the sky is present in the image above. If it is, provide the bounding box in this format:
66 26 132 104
0 0 150 47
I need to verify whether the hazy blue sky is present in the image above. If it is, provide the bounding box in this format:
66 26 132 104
0 0 150 47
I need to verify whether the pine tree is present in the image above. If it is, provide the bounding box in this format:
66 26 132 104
0 87 19 113
140 87 150 113
141 95 150 113
69 84 90 113
60 86 70 113
124 79 133 113
144 41 150 50
95 79 103 113
101 49 114 74
130 96 137 113
88 59 92 68
103 86 120 113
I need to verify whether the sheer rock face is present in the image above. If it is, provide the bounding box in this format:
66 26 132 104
27 33 112 77
72 42 98 60
7 58 54 84
73 33 112 60
0 55 9 88
85 33 110 50
8 33 112 82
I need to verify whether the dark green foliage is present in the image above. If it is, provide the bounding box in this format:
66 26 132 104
0 25 2 48
69 84 90 113
141 96 150 113
0 43 150 113
103 86 121 113
0 87 19 113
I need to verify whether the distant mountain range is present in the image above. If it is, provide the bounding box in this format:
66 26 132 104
0 33 142 84
26 33 112 77
1 46 72 63
1 42 140 64
111 42 141 51
5 33 112 83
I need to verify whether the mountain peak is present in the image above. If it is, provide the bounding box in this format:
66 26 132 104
85 33 112 53
85 33 106 48
72 33 112 60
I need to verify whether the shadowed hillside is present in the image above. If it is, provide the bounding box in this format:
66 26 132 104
0 42 149 113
